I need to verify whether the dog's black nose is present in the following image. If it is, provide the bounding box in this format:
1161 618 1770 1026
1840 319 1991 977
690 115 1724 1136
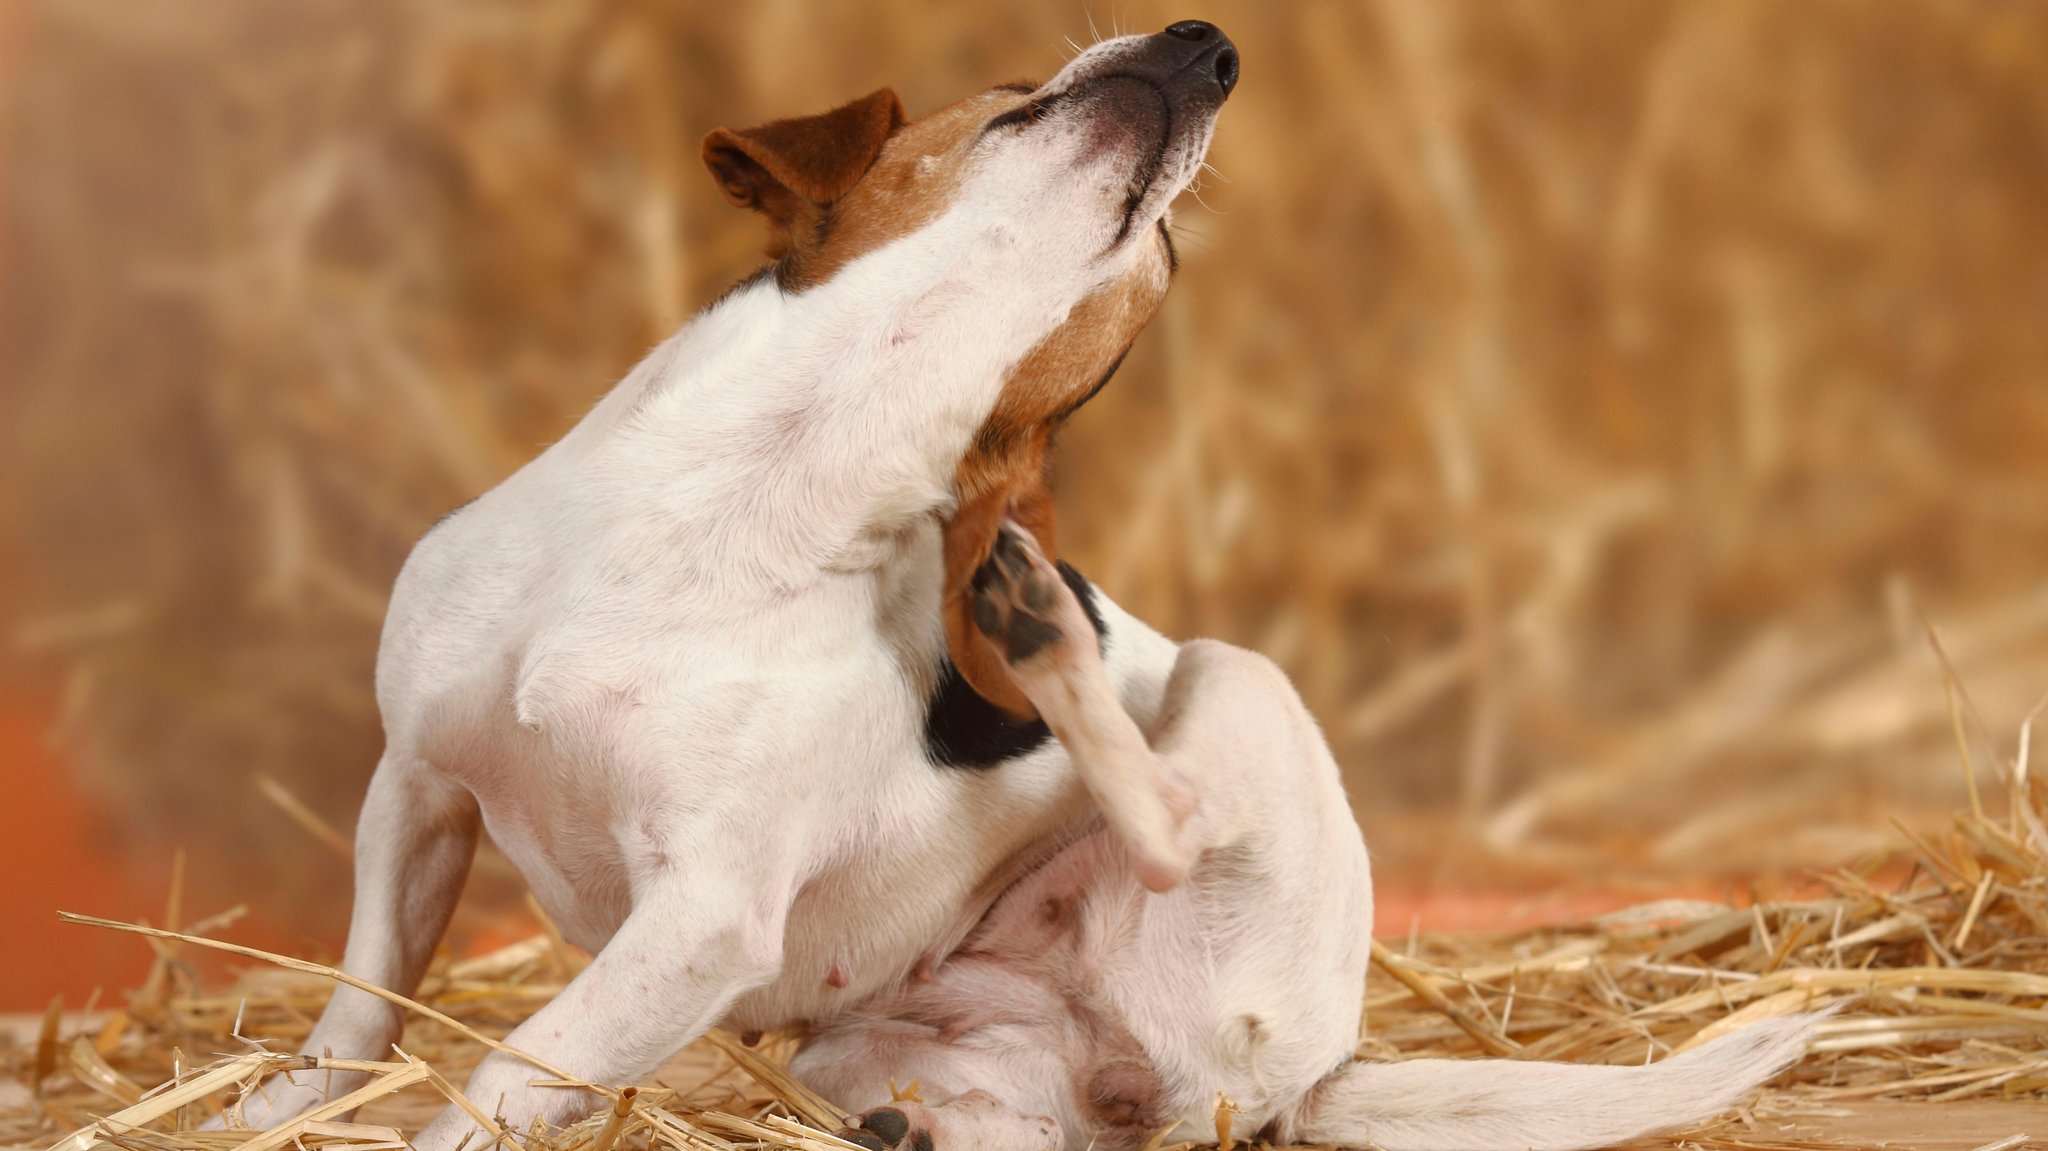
1161 20 1239 99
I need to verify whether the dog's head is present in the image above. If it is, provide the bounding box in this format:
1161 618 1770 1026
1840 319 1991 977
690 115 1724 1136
704 22 1238 715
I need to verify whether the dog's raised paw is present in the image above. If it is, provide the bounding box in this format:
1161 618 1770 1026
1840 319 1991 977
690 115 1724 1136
969 521 1080 664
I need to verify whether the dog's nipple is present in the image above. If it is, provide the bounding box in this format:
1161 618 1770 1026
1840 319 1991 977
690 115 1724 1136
825 960 851 989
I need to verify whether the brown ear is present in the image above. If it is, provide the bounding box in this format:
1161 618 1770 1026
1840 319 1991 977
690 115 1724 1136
702 88 906 232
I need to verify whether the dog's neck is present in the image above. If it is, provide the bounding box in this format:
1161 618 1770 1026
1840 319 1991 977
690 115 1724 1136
582 211 1097 596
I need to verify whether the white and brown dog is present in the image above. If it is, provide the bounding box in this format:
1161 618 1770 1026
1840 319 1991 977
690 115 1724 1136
228 23 1815 1151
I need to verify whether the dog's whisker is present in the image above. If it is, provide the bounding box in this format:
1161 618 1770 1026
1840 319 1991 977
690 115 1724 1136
1166 218 1217 255
1171 221 1214 241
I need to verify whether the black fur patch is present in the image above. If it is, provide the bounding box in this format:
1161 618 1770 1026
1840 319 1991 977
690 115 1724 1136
925 561 1106 770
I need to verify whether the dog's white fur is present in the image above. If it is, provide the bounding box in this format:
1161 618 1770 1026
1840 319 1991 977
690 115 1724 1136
225 32 1817 1151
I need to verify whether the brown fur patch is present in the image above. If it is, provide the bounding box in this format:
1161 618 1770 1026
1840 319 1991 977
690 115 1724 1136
702 88 907 269
704 86 1041 291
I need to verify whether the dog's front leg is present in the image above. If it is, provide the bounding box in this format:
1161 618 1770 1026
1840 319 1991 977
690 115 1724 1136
227 754 479 1129
412 860 792 1151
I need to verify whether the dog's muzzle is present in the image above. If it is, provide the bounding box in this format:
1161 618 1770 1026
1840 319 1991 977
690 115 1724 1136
1062 21 1238 164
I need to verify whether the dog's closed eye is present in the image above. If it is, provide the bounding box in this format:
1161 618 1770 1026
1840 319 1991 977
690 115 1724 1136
982 92 1068 136
984 105 1037 133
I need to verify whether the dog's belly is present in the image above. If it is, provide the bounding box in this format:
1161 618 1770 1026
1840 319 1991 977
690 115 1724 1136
725 748 1096 1032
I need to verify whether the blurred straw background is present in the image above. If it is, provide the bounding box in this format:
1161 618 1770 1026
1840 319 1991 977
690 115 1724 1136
4 1 2048 1003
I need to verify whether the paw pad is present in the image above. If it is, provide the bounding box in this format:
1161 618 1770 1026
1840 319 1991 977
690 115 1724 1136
836 1107 934 1151
862 1109 910 1144
969 524 1068 664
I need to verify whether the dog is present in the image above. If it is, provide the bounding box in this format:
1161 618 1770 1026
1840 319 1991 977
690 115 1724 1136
226 23 1817 1151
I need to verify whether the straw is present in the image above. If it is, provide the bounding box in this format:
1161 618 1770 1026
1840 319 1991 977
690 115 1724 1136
9 748 2048 1151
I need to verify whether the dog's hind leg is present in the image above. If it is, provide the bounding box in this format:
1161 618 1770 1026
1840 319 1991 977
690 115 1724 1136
968 521 1197 892
226 752 480 1129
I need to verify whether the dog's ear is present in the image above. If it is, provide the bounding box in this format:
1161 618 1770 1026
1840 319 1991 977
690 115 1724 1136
702 88 906 245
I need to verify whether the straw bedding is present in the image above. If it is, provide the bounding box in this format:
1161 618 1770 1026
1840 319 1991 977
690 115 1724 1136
4 688 2044 1151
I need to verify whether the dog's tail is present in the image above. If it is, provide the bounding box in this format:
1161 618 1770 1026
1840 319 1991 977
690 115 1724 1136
1275 1015 1820 1151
